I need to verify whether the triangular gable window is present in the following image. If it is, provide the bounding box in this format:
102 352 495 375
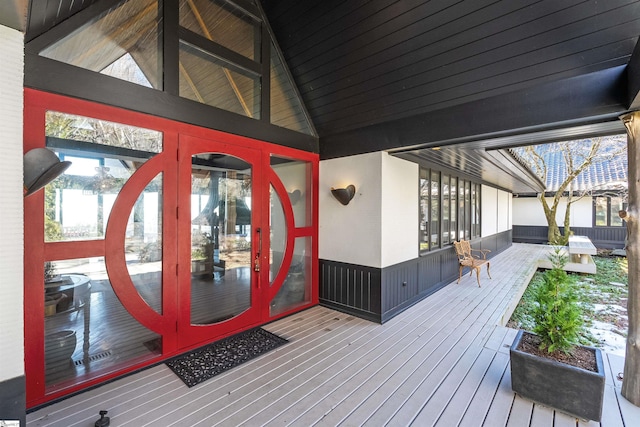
101 53 153 88
270 41 313 136
40 0 162 90
33 0 315 137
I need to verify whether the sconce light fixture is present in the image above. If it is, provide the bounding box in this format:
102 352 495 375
23 148 72 197
331 184 356 206
288 189 302 205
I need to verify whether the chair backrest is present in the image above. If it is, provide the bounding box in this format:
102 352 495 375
453 240 472 261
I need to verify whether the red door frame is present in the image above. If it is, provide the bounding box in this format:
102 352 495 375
23 89 319 408
176 134 263 346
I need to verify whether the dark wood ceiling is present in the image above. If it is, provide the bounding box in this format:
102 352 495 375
261 0 640 155
4 0 640 192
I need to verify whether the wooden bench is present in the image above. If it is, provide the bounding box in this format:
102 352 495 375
539 236 597 274
568 235 597 264
453 240 491 287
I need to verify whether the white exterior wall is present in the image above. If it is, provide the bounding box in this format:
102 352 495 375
513 196 593 227
319 152 418 268
0 25 24 382
319 152 382 267
481 186 498 236
481 185 512 237
497 189 510 232
381 154 418 267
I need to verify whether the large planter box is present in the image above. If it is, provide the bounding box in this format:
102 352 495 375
510 330 605 421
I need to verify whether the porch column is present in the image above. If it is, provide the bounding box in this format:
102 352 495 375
620 111 640 406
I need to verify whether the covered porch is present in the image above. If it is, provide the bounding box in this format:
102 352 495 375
27 243 638 426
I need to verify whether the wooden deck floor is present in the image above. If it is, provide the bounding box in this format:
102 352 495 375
27 243 639 426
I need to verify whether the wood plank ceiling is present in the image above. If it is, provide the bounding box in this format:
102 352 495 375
6 0 640 192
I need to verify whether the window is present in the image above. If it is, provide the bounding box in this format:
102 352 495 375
419 167 481 253
594 196 626 227
35 0 315 136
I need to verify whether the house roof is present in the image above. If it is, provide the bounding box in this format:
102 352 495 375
511 135 628 194
3 0 640 193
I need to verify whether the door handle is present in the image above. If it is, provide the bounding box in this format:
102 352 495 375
254 228 262 273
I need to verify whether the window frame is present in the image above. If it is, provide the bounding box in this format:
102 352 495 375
593 195 627 227
419 167 481 255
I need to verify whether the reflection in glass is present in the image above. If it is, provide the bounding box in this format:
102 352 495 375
126 173 163 313
450 177 457 241
190 154 252 324
430 171 440 248
44 112 162 243
40 0 162 89
270 41 314 135
419 168 429 251
611 197 625 226
270 185 286 284
271 237 311 316
179 0 260 61
270 157 312 227
44 258 161 392
179 41 261 119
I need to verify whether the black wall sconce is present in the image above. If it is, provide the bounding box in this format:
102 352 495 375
331 184 356 205
24 148 72 197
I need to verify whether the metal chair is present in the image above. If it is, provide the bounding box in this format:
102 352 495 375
453 240 491 287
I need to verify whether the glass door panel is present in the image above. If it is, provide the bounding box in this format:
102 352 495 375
41 111 164 393
271 237 312 316
189 153 253 325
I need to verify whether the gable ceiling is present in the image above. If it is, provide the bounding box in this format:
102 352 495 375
260 0 639 155
4 0 640 193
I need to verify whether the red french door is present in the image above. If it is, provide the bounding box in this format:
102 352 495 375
24 90 318 408
176 134 265 347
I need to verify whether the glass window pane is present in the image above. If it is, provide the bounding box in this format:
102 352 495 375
270 237 312 316
126 174 163 313
44 258 161 392
595 197 608 226
450 177 457 241
40 0 161 89
46 111 162 152
471 184 478 238
190 156 252 324
44 112 162 242
270 42 314 135
430 171 440 248
419 168 429 252
271 157 312 227
179 41 261 119
610 197 624 226
442 174 450 244
179 0 260 61
270 184 286 285
465 181 471 240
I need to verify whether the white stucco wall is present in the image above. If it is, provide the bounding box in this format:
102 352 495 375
319 152 419 268
0 25 24 382
319 152 382 267
513 196 593 227
381 154 418 267
481 185 498 237
497 189 510 232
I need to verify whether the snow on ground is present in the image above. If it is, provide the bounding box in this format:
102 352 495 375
589 303 628 357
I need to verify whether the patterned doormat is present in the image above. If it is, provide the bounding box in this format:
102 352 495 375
166 328 288 387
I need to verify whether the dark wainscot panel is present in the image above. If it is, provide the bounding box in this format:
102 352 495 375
513 225 625 249
320 231 512 323
0 375 26 426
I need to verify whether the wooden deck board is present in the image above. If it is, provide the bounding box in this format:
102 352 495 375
26 243 635 427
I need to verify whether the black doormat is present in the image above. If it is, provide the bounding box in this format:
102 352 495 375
166 328 288 387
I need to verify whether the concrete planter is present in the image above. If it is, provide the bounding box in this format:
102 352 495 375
510 330 605 421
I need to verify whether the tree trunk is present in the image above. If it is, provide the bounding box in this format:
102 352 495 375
540 195 562 244
621 111 640 406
